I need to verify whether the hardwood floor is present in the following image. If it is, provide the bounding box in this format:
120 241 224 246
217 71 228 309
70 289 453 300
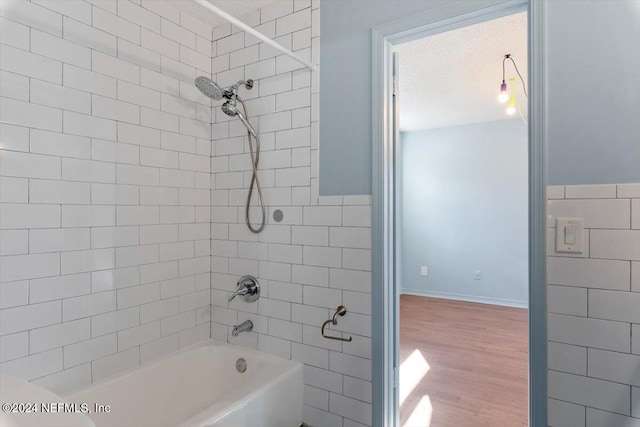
399 295 528 427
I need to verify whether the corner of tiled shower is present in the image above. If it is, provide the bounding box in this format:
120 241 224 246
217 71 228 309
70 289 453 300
207 1 373 425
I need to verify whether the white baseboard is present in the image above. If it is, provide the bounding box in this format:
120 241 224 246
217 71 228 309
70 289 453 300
400 288 529 309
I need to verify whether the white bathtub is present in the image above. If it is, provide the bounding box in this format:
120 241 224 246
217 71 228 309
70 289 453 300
65 342 303 427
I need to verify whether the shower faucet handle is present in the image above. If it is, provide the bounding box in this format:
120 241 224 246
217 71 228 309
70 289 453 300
228 275 260 303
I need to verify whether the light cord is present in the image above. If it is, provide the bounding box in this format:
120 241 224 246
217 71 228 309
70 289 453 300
504 54 527 97
502 55 507 81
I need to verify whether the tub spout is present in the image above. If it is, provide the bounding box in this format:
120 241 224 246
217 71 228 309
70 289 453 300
232 320 253 337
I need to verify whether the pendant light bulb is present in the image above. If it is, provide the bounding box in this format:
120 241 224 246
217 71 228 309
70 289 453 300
505 77 516 115
498 80 509 103
506 96 516 115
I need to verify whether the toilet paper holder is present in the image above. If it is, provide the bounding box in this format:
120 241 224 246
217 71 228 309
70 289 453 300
321 305 352 342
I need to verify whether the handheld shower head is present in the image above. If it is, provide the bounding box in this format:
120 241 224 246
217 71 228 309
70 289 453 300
222 98 258 138
222 100 258 138
194 76 225 101
221 100 238 117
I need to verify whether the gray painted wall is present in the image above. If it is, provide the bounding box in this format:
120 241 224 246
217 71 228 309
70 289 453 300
400 119 528 306
319 0 509 195
319 0 640 193
546 0 640 185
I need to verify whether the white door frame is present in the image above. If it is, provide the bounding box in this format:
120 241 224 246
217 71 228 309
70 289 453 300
370 0 547 425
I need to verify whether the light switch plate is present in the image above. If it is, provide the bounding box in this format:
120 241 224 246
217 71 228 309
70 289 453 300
556 218 584 253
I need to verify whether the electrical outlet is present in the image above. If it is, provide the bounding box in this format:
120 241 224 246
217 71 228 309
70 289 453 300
420 266 428 276
474 270 481 280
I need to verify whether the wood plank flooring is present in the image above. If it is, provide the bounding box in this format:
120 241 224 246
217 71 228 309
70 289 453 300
399 295 528 427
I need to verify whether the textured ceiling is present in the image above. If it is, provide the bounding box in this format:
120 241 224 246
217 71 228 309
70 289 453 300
168 0 277 28
394 12 528 132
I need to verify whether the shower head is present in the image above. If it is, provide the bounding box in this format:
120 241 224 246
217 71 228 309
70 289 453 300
194 76 225 101
195 77 254 102
195 76 258 137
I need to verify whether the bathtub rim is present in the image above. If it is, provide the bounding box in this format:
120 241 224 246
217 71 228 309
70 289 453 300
63 339 303 399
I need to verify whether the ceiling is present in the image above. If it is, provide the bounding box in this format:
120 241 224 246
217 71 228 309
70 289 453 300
394 12 528 132
169 0 277 28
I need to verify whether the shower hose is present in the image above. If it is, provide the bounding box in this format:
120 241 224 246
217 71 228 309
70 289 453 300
237 98 265 233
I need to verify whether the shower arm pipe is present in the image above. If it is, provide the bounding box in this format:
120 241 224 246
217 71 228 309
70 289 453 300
193 0 317 71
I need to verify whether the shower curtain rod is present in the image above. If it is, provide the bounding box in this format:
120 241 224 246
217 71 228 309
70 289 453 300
193 0 317 71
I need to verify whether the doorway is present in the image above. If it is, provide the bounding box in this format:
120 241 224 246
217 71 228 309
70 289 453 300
395 11 529 426
370 1 547 426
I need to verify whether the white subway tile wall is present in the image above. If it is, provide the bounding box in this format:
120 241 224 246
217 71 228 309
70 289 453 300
209 1 372 426
547 183 640 426
0 0 212 394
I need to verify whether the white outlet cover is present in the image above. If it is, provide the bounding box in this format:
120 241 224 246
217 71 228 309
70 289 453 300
556 218 584 253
